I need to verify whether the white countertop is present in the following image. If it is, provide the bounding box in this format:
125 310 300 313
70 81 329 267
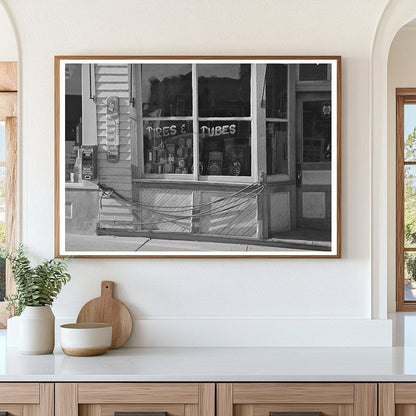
2 345 416 382
2 313 416 382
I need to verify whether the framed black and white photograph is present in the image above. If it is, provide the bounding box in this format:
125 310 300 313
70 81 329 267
55 56 341 257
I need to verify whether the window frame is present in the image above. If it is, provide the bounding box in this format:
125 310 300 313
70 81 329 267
0 62 17 327
396 89 416 311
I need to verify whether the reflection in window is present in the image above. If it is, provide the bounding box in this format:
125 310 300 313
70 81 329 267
302 100 331 163
267 122 288 175
299 64 329 81
141 64 192 117
143 120 193 175
199 121 251 176
266 64 287 119
197 64 251 117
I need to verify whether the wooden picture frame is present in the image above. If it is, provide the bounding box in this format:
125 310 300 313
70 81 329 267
55 56 341 258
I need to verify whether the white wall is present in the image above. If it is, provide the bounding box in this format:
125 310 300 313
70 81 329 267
0 0 394 347
387 26 416 312
0 3 16 61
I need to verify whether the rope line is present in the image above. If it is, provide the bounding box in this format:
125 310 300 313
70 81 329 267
99 182 262 211
98 182 264 227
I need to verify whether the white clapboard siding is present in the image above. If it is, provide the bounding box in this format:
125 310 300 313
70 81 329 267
96 66 128 75
98 152 131 161
95 63 134 230
96 90 129 99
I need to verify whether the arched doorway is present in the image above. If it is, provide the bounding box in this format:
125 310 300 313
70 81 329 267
371 0 416 319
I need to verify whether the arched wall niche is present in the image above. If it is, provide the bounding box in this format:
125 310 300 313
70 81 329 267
372 0 416 318
0 0 18 61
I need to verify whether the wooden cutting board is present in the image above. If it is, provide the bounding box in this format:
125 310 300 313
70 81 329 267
76 281 133 349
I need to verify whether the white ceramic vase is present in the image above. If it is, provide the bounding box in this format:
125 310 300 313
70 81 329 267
19 306 55 354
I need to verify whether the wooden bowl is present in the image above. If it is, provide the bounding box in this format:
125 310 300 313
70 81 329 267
60 323 112 356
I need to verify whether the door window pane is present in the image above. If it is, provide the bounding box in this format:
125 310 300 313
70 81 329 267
302 100 331 163
266 64 287 119
197 64 251 117
404 104 416 162
199 120 251 176
267 122 288 175
143 120 193 174
141 64 192 117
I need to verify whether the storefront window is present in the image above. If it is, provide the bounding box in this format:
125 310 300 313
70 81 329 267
141 63 253 179
199 120 251 176
143 120 193 175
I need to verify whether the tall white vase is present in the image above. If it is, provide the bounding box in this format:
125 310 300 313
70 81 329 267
19 306 55 354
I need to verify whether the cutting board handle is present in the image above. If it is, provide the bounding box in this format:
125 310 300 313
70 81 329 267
101 281 115 298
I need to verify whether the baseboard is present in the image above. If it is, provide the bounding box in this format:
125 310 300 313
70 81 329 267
53 316 393 348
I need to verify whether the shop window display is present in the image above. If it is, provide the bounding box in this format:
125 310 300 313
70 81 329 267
141 63 253 178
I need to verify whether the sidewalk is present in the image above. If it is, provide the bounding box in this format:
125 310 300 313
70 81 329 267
65 233 299 253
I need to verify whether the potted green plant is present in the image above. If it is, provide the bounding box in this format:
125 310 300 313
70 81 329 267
4 246 71 354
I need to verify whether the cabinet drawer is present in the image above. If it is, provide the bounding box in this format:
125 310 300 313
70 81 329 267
217 383 376 416
56 383 215 416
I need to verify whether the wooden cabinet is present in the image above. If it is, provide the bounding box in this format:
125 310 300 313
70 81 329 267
379 383 416 416
2 380 413 416
217 383 377 416
0 383 53 415
55 383 215 416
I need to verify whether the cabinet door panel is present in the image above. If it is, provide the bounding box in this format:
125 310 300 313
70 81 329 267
251 403 339 416
218 383 376 416
81 403 185 416
0 383 53 416
396 405 416 416
379 383 416 416
57 383 215 416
